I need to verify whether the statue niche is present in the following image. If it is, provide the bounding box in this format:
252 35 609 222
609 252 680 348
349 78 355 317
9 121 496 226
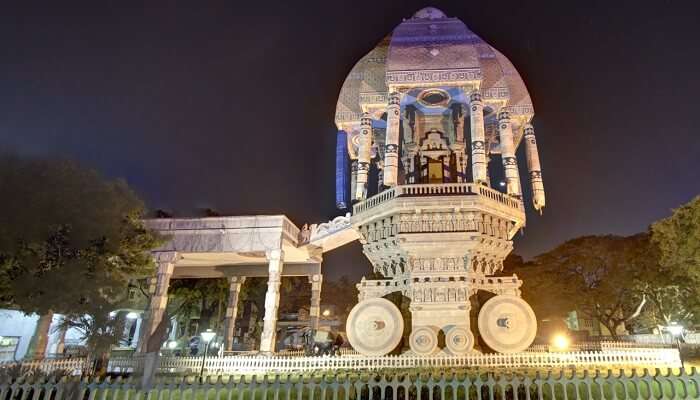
419 130 450 184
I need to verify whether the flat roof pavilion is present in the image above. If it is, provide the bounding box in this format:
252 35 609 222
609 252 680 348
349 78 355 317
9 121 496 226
139 214 357 353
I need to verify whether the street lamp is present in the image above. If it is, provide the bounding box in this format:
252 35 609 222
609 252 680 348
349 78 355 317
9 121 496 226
199 329 216 383
666 323 685 370
551 333 570 352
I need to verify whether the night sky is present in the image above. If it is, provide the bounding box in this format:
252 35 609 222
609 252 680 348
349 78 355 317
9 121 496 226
2 1 699 280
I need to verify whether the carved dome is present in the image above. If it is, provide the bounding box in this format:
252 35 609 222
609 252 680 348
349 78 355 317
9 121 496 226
335 7 533 132
412 7 447 20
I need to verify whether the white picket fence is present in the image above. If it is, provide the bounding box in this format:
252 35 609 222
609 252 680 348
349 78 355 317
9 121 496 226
0 358 88 375
1 348 681 376
107 349 681 374
620 333 700 345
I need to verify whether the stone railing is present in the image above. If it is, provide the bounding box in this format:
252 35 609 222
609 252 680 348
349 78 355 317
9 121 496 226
105 349 681 375
352 183 523 215
1 368 698 400
300 214 353 245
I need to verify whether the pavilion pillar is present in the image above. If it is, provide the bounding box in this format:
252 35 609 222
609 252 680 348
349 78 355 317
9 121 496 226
497 110 522 197
442 156 450 182
308 274 323 330
223 276 245 352
350 160 358 202
355 113 372 200
523 123 546 211
469 92 488 183
260 249 284 353
56 323 67 355
383 92 401 187
451 144 467 183
138 251 177 353
26 312 53 360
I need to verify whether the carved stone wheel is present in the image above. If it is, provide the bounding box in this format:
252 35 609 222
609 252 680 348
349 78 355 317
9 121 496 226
409 326 439 355
445 326 474 354
477 295 537 353
346 298 404 356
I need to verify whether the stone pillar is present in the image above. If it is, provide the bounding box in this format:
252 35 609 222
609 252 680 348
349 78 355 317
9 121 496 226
355 113 372 200
308 274 323 330
442 156 450 182
408 155 416 183
469 92 488 183
223 276 245 352
497 110 522 197
135 277 156 352
260 249 284 353
350 160 358 202
56 323 67 355
453 104 465 143
523 123 546 212
26 312 53 360
138 251 177 353
451 144 467 183
383 92 401 187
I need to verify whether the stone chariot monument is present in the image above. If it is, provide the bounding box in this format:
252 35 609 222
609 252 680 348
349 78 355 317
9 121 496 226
334 7 546 356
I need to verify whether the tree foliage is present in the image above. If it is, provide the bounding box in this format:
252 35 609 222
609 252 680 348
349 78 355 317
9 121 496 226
0 155 161 352
527 235 647 339
322 276 359 317
168 278 229 333
647 196 700 326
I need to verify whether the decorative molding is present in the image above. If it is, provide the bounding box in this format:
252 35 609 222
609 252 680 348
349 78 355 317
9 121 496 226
386 68 481 85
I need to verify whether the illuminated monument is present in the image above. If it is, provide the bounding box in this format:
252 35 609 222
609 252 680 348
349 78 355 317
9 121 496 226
132 6 546 358
336 7 546 355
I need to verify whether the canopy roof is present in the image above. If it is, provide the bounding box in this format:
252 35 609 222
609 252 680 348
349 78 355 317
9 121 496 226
335 7 533 128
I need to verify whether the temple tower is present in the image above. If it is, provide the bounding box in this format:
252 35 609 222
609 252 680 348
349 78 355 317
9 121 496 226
334 7 546 355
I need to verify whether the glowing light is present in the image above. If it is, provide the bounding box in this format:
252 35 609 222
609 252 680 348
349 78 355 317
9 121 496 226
666 323 683 336
126 312 139 320
201 329 216 343
499 181 506 187
322 309 331 317
109 311 117 318
552 333 570 351
167 341 177 349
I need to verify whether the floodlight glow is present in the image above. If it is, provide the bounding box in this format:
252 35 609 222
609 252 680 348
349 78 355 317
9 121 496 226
322 309 331 317
201 329 216 343
126 312 139 320
552 333 570 351
109 311 117 318
667 324 683 336
167 340 177 349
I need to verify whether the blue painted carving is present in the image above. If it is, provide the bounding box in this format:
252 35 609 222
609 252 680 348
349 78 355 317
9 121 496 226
335 130 349 209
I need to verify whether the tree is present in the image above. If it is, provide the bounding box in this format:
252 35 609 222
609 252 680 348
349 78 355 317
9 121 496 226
168 278 229 335
322 276 359 318
531 235 647 339
646 196 700 326
0 155 161 358
502 254 576 323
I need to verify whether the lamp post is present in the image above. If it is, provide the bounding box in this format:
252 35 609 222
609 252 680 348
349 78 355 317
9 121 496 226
199 329 216 383
666 323 685 370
